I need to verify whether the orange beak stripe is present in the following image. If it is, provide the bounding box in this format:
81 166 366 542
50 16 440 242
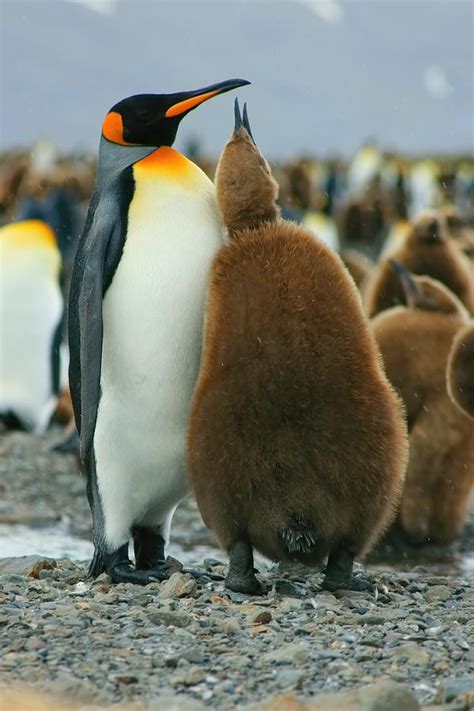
102 111 137 145
165 89 221 118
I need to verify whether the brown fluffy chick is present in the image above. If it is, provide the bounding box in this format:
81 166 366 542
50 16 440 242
372 262 473 544
364 211 474 317
187 100 408 595
447 322 474 419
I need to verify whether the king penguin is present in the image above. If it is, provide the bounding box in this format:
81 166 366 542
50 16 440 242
0 219 63 433
69 79 249 584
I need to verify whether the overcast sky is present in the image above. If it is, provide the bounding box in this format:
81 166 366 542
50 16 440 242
1 0 473 158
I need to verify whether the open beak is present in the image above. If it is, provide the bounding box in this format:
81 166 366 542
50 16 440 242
388 259 419 307
165 78 251 118
234 98 256 142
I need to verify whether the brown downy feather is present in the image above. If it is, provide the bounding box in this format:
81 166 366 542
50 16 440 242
188 103 408 567
340 249 374 290
372 264 473 544
447 322 474 419
364 211 474 317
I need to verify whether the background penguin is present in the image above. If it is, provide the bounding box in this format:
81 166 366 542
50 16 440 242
187 101 408 594
371 262 473 544
364 210 474 317
447 322 474 419
0 219 63 433
69 79 249 584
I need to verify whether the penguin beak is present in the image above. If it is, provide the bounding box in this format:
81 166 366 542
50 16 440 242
388 259 419 307
165 78 251 118
234 98 256 142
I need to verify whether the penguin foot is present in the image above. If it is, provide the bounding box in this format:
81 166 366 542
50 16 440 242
225 539 264 595
322 547 356 592
108 561 162 585
225 570 264 595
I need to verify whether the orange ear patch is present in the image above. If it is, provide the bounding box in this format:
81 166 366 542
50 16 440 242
102 112 136 145
165 89 220 118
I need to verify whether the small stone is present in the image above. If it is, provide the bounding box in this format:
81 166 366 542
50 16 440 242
263 643 309 665
171 667 206 687
391 642 430 666
250 610 272 625
424 585 452 603
358 681 420 710
219 619 241 635
439 676 474 703
147 610 191 628
112 674 138 684
277 669 303 690
274 580 306 598
159 572 197 599
0 556 57 577
182 647 205 664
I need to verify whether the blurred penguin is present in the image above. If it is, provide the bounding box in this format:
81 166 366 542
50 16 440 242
0 219 63 432
447 322 474 419
364 211 474 317
372 263 473 544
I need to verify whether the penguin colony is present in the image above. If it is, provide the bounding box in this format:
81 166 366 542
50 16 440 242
1 85 473 589
187 101 408 593
371 264 473 544
364 211 474 317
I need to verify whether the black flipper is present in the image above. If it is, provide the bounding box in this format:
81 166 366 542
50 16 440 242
68 166 135 462
281 517 317 554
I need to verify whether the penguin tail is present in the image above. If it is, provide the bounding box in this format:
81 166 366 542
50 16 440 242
281 517 317 554
87 549 106 579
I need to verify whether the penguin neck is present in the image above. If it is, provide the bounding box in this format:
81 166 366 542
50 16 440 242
96 137 156 184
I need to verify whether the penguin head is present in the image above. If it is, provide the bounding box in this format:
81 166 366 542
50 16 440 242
101 79 250 148
215 98 280 236
407 210 448 247
388 260 467 316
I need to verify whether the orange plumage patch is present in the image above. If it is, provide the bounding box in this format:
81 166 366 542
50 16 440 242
102 111 136 146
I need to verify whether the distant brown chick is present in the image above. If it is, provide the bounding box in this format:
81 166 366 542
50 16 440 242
372 262 473 544
187 100 408 595
364 211 474 316
447 322 474 419
339 249 374 291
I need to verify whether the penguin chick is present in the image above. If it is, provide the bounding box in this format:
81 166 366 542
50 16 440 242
364 211 474 317
188 101 408 595
372 263 473 544
215 100 280 237
447 322 474 419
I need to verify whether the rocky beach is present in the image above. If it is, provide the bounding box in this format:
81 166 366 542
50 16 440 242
0 430 473 711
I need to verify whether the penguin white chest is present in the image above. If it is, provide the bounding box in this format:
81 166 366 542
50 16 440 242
94 154 223 547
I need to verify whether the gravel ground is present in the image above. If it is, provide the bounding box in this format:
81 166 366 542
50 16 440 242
0 429 473 710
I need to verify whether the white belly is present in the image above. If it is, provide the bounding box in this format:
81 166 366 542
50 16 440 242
94 167 223 548
0 237 62 433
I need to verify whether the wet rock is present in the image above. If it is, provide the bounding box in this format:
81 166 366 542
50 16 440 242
274 580 307 598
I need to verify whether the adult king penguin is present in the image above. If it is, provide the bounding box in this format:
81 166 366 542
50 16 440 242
69 79 249 584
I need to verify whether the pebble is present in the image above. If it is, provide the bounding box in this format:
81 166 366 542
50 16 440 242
0 430 473 710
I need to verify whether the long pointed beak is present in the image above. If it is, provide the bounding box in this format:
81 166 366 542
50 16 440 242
388 259 419 307
165 78 250 118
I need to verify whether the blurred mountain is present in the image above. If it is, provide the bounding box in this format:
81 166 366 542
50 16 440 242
1 0 473 158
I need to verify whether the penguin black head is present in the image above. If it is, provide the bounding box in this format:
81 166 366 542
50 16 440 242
102 79 250 148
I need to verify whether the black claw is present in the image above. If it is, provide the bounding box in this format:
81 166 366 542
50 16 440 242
234 97 243 131
242 102 255 141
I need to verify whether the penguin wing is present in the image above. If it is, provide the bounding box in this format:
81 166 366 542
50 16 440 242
69 190 126 461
